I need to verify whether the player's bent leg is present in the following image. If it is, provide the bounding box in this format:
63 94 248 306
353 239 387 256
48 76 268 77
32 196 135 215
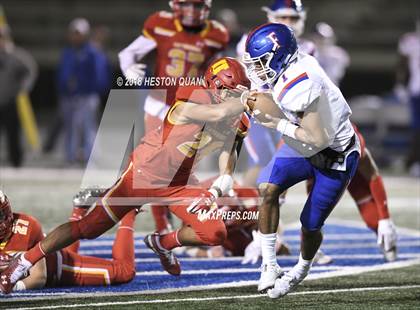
269 152 360 299
348 171 379 230
350 149 397 261
59 251 135 286
170 204 227 246
151 205 172 233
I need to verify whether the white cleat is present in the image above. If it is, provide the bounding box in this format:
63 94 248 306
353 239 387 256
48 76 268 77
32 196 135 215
313 249 333 265
383 246 397 262
267 267 309 298
258 263 283 293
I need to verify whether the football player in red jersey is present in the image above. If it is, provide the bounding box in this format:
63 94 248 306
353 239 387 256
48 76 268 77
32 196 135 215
0 191 136 291
0 57 252 294
119 0 229 235
119 0 229 133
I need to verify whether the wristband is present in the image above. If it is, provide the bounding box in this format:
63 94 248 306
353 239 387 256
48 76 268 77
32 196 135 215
208 188 221 199
276 119 298 139
210 174 234 197
13 280 26 291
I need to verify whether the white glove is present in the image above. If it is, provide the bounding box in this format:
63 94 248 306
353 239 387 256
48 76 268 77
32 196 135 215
241 230 261 264
377 219 397 252
124 63 147 81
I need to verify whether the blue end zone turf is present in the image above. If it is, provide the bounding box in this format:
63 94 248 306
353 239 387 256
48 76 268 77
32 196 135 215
5 221 420 298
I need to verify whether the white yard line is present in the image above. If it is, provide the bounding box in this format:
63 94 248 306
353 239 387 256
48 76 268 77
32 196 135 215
77 240 420 255
12 284 420 310
133 252 420 263
136 265 343 276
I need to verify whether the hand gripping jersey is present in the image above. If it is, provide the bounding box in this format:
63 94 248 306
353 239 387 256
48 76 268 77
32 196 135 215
133 85 249 186
142 11 229 105
272 52 359 171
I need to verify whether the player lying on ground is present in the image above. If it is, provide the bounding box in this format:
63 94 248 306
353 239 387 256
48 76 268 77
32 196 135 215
0 191 137 291
242 23 360 298
0 57 252 294
119 0 229 236
239 0 397 263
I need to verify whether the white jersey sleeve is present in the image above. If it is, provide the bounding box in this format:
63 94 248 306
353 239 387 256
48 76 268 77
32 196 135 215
118 35 157 73
274 72 323 113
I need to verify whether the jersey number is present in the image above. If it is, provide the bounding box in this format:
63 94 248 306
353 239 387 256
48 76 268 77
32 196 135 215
177 131 224 159
12 219 30 236
166 48 205 77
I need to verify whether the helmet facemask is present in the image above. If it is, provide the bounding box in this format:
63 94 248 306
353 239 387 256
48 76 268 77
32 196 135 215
243 50 298 88
243 51 278 87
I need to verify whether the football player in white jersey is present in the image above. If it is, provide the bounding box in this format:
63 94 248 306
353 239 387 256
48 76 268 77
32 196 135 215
240 0 397 266
397 20 420 176
242 23 360 298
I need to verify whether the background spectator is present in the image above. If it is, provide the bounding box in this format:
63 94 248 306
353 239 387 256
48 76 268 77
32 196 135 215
0 24 31 167
57 18 103 165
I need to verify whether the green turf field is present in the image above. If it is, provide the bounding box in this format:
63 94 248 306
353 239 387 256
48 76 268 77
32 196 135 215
1 265 419 309
0 168 419 309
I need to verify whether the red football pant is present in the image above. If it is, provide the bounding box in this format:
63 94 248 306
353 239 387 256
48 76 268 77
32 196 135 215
59 211 136 286
71 162 226 248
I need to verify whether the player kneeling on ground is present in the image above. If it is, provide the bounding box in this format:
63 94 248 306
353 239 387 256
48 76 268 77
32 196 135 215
0 191 137 291
242 23 360 298
0 57 252 294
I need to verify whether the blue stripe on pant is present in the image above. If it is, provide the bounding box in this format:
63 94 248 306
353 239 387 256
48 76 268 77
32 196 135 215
257 144 360 231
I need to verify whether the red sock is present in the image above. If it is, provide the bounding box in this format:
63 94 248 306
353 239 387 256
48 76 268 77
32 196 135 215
357 200 379 231
24 243 46 265
369 175 390 220
151 205 171 233
113 210 136 262
120 209 136 227
159 230 181 251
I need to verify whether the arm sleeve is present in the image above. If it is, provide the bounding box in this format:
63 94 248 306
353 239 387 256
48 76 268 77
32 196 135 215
279 79 322 112
118 35 157 73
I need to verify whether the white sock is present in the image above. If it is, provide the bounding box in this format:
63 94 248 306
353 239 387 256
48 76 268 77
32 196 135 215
294 253 312 274
260 232 277 265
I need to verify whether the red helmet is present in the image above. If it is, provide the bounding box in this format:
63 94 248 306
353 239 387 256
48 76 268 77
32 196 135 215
0 191 13 242
205 57 251 103
170 0 211 27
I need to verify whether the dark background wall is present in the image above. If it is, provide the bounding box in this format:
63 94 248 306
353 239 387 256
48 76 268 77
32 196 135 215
3 0 419 111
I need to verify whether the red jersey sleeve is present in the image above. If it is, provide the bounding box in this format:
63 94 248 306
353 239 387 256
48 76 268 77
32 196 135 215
204 20 230 52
